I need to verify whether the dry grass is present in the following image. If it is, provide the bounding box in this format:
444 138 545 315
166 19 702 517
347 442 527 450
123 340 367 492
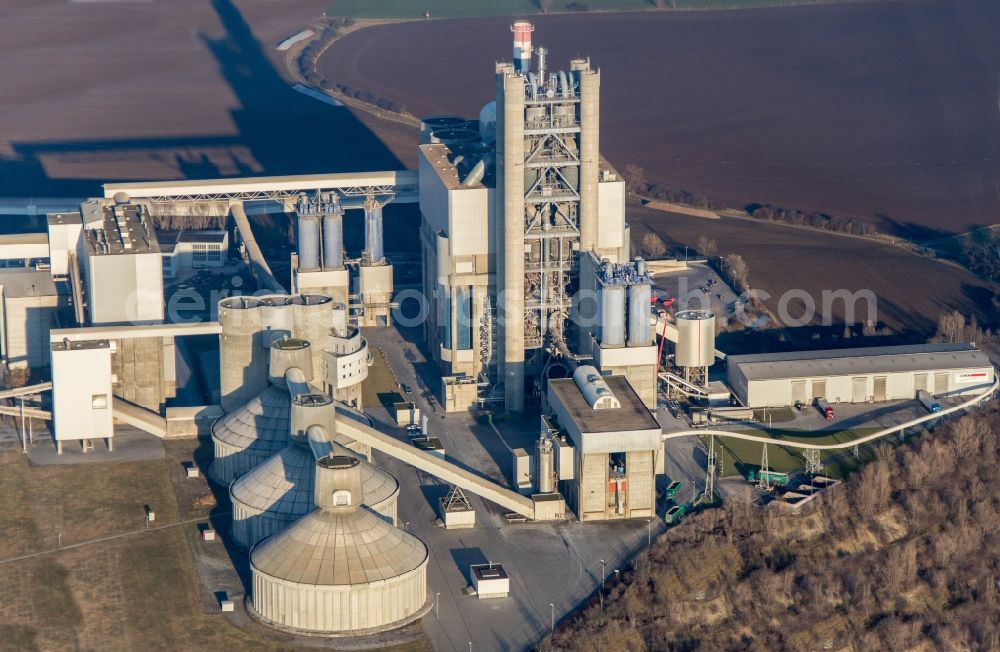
0 451 430 651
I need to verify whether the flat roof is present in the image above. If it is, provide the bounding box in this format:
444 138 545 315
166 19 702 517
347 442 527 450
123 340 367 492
51 339 110 352
177 230 226 244
47 212 81 226
0 233 48 246
84 204 159 256
471 564 508 580
729 343 991 381
0 269 59 298
548 375 660 434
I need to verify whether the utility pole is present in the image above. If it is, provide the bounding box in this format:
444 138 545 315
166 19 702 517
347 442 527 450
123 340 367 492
756 443 771 490
698 434 717 505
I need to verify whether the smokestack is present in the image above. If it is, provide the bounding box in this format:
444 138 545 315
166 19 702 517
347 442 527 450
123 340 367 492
511 21 533 74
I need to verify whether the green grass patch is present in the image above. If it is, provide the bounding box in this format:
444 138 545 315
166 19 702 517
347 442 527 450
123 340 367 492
714 426 883 479
0 625 39 652
326 0 836 20
752 406 796 423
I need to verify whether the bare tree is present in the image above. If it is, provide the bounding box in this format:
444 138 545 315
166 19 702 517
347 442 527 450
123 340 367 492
641 232 666 257
622 164 646 195
723 254 749 290
696 236 717 258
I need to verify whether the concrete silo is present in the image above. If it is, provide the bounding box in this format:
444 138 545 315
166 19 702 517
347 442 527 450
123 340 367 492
250 456 429 635
218 296 266 412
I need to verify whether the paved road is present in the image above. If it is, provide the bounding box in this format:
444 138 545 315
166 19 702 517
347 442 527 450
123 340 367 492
364 325 661 652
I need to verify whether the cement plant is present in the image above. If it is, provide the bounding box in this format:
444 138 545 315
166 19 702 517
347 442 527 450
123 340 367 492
0 12 996 652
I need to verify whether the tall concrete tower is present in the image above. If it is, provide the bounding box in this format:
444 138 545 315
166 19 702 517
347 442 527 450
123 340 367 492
495 29 602 413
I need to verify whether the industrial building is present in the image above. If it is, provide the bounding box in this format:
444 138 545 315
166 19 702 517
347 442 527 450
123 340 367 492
0 233 50 269
544 366 662 521
158 229 229 278
0 269 66 368
727 343 995 408
418 25 658 415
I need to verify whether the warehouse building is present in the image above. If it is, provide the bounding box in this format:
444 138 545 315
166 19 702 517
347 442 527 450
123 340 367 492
727 343 994 408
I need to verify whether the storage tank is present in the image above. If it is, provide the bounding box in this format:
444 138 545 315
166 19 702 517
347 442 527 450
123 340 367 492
249 456 428 634
627 282 652 347
209 384 291 485
229 440 399 550
291 293 333 375
269 338 312 385
675 310 716 368
258 295 292 349
420 115 466 144
322 212 344 269
364 202 384 263
599 285 626 347
290 393 334 441
297 215 321 271
219 296 266 412
536 437 555 493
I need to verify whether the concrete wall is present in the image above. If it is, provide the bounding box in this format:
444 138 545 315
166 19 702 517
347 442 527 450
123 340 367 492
52 341 113 442
0 292 62 368
111 336 170 412
596 178 625 261
251 563 427 634
87 252 164 324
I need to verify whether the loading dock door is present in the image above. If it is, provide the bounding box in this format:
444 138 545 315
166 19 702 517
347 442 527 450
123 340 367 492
914 373 928 394
934 372 949 395
812 380 826 401
873 376 887 402
791 380 807 404
852 377 868 402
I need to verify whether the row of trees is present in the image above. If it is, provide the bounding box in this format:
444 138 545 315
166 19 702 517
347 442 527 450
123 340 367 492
298 20 408 116
549 402 1000 651
961 229 1000 282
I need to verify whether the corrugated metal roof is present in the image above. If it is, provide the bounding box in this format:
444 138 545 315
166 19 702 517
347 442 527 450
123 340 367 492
730 343 991 381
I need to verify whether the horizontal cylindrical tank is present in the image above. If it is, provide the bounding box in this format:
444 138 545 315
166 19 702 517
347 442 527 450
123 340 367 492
322 213 343 269
675 310 716 368
297 215 321 271
599 285 626 347
627 283 652 347
219 296 266 412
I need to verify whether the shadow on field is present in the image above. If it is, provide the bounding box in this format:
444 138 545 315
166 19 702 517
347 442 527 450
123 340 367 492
0 0 402 198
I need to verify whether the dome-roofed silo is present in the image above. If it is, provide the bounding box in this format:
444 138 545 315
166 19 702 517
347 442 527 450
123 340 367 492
209 384 291 485
250 456 429 635
229 439 399 550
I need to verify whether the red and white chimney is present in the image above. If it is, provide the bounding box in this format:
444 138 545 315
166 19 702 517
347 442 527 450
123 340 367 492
511 21 534 74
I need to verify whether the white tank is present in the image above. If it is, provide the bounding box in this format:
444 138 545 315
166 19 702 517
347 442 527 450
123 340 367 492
627 283 651 347
536 437 555 493
599 285 626 347
675 310 716 368
297 215 321 271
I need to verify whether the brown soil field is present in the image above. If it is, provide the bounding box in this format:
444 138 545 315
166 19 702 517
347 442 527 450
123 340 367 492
320 0 1000 239
0 0 402 198
628 203 998 336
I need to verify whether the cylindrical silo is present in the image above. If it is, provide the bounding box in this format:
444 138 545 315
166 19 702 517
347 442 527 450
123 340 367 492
209 384 290 485
536 437 555 494
297 215 321 271
599 285 626 347
269 338 312 385
230 442 400 550
290 393 334 442
219 296 266 412
291 293 332 375
249 456 428 634
258 295 292 350
627 282 652 347
675 310 716 368
420 115 466 144
364 202 384 263
322 212 344 269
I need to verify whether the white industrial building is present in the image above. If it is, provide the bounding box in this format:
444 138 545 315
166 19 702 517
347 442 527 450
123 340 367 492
0 233 50 269
0 269 66 368
158 229 229 279
727 343 995 408
50 338 114 453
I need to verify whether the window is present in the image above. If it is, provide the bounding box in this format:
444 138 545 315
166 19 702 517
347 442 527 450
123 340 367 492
91 394 108 409
332 490 351 506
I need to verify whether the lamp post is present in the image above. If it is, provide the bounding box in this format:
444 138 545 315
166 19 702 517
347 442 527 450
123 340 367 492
647 518 652 546
434 592 440 618
549 603 554 633
599 559 606 611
